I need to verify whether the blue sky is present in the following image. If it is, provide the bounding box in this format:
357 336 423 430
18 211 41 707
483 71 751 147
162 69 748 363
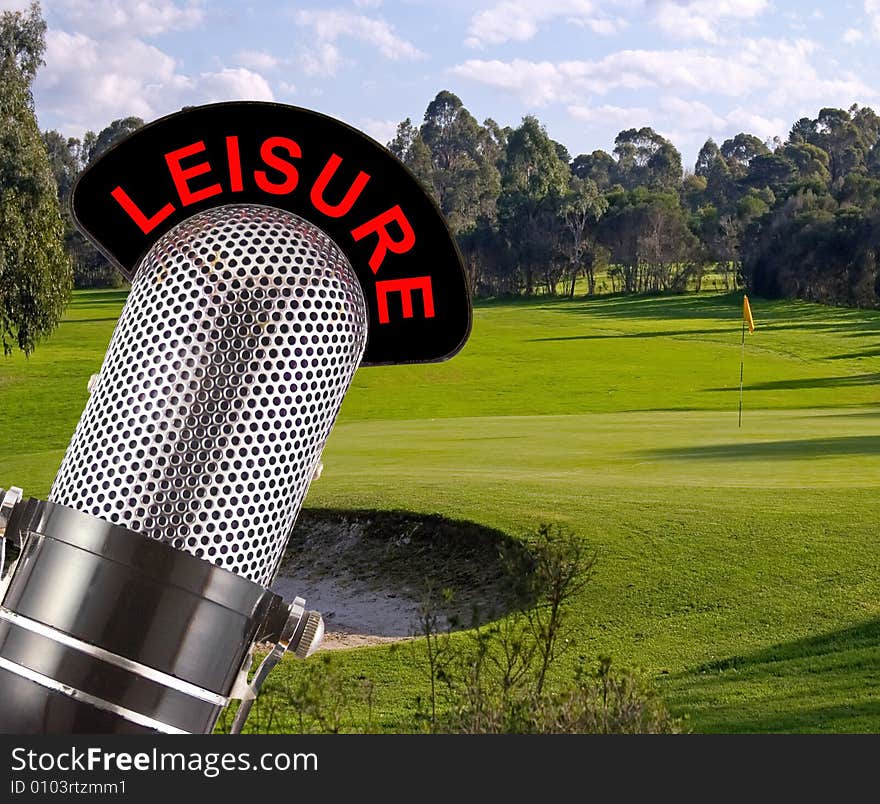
8 0 880 168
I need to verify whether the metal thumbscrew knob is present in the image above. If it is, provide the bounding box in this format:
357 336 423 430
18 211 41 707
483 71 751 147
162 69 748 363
292 611 324 659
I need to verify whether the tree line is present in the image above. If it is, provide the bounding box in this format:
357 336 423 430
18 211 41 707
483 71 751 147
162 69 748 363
387 92 880 307
37 88 880 308
5 3 880 358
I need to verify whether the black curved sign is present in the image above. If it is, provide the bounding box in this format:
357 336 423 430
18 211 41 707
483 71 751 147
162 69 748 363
72 102 471 366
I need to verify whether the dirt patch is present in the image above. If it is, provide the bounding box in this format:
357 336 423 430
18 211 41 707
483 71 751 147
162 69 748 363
270 509 534 650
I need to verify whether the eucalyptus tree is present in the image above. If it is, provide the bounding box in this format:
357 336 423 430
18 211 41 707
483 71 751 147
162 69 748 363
613 127 682 192
719 133 769 178
499 115 570 295
419 91 501 235
571 149 616 190
559 176 607 297
0 2 71 353
388 117 435 194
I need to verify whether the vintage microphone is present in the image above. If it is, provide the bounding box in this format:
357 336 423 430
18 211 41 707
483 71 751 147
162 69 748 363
0 103 471 734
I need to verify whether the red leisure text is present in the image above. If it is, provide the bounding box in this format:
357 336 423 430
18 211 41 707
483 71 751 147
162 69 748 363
110 136 434 325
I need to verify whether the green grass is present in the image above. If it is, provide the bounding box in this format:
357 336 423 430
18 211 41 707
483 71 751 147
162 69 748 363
1 288 879 732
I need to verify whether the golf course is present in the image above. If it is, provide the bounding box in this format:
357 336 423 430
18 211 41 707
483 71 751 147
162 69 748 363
1 287 878 733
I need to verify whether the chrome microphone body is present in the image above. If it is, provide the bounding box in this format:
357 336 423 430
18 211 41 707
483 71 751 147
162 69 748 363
0 205 366 733
51 205 368 586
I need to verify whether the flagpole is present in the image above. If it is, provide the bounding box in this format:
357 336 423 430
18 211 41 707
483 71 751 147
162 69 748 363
738 317 746 428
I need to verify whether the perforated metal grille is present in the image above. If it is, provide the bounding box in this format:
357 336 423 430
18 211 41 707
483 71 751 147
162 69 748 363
50 205 368 586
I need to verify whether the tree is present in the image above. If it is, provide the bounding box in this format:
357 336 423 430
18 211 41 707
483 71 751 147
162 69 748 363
782 141 830 185
695 138 721 178
720 133 769 178
559 177 607 297
571 150 616 190
389 94 507 292
680 172 707 211
499 116 570 295
613 127 682 191
743 152 795 198
502 116 570 200
599 189 698 293
42 129 124 289
867 138 880 179
481 117 509 163
42 130 82 200
388 117 435 194
85 115 144 164
839 173 880 209
47 116 144 289
419 91 500 235
457 217 508 296
788 117 817 144
790 106 880 187
0 2 71 354
552 139 572 167
388 93 880 306
736 191 770 222
742 189 879 307
388 117 418 161
700 142 736 210
0 0 43 81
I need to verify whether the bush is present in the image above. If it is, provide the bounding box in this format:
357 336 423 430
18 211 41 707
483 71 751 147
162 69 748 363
411 525 682 734
220 524 683 734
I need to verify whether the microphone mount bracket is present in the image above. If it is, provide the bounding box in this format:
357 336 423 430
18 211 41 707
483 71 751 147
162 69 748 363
0 492 322 733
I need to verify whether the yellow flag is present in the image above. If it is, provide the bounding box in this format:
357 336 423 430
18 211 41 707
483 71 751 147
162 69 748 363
743 294 755 333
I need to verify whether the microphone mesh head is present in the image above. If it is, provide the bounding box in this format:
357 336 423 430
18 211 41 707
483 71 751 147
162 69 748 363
50 205 368 585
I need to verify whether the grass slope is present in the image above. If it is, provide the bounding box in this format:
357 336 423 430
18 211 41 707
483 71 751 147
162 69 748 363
1 289 878 732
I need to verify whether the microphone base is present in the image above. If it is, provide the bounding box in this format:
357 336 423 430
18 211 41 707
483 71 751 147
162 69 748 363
0 499 286 734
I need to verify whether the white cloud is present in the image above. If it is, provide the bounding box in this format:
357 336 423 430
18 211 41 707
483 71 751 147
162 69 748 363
451 59 567 105
578 16 628 35
0 0 31 11
666 99 785 141
35 30 272 136
452 36 874 161
867 0 880 38
451 38 875 109
569 97 784 143
660 96 727 131
51 0 204 36
722 108 787 141
568 103 650 129
450 50 762 105
294 9 424 77
36 31 175 128
234 50 282 71
465 0 766 48
300 42 345 77
652 4 716 43
842 28 864 43
353 0 383 7
651 0 768 44
466 0 630 48
357 117 398 145
191 68 274 105
738 38 874 107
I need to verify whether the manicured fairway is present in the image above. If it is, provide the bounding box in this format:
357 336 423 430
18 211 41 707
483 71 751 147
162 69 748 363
1 289 878 732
